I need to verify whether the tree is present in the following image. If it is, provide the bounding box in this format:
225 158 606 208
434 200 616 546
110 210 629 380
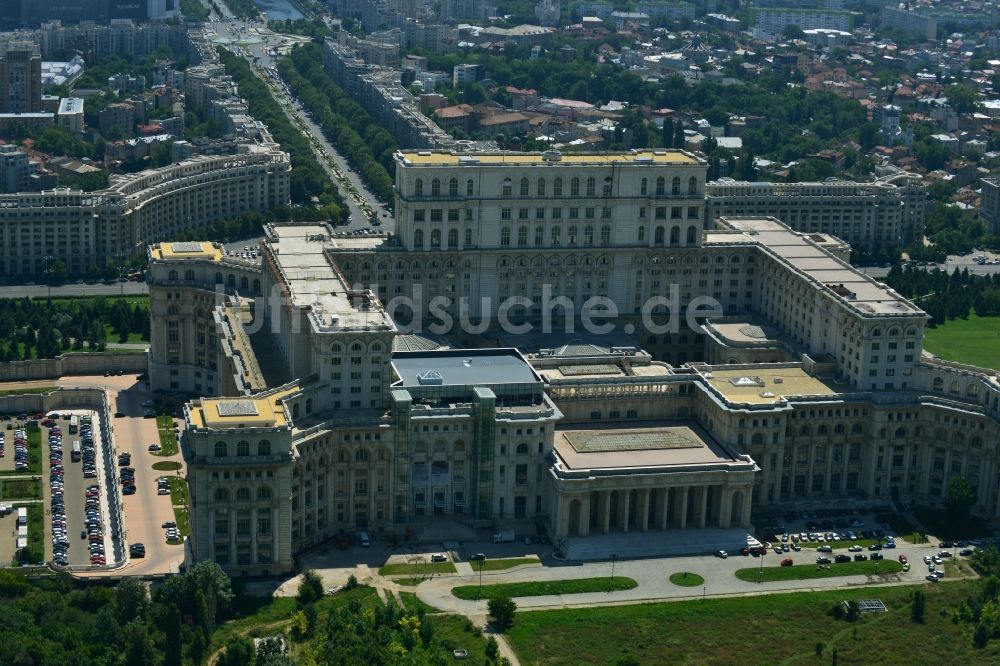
946 84 980 115
485 636 499 660
974 621 989 649
946 477 977 519
661 117 674 148
858 123 880 151
297 569 324 605
122 621 157 666
488 595 517 632
911 589 925 623
783 24 806 40
115 577 150 626
219 636 255 666
673 122 684 149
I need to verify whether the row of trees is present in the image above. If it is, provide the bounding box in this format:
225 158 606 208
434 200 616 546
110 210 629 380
883 265 1000 326
0 562 232 665
0 296 149 361
281 43 397 204
218 48 345 219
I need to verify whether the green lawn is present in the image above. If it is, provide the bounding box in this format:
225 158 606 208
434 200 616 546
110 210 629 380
0 386 56 397
13 504 44 564
173 506 190 538
472 557 540 571
669 572 704 587
393 578 425 586
379 561 457 576
0 479 40 499
452 577 637 601
923 314 1000 369
154 415 179 456
1 426 43 476
399 591 441 614
506 581 995 665
735 559 903 582
167 476 189 506
151 461 182 471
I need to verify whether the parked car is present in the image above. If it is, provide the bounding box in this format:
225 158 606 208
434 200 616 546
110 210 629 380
715 550 728 559
816 557 832 565
780 558 793 567
834 554 851 563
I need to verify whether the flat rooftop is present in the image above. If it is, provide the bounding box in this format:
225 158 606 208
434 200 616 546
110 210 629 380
188 386 297 430
150 241 223 262
537 361 670 381
710 218 924 317
267 225 394 332
553 421 736 471
702 366 844 405
396 150 703 167
705 318 786 346
392 349 540 388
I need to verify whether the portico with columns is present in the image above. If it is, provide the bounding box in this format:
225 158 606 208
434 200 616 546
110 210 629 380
547 422 758 539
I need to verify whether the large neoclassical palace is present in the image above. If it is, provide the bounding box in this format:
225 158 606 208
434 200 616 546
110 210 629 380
149 150 1000 576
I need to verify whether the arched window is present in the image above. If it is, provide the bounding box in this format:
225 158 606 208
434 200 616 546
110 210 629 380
586 177 595 196
168 270 178 281
583 225 594 244
414 178 423 196
537 178 545 195
553 178 563 195
518 226 528 246
257 486 272 501
236 488 251 502
502 178 512 196
851 423 863 434
688 177 698 195
800 425 811 436
214 441 227 457
520 177 529 196
430 229 441 248
464 228 472 246
431 178 441 196
448 178 458 196
413 229 424 249
356 449 369 462
253 279 261 294
184 269 195 281
670 226 680 244
932 377 943 391
638 227 645 242
535 226 544 245
516 443 528 454
672 176 681 195
240 276 249 291
551 226 561 244
656 177 665 196
641 178 648 195
258 440 271 456
501 227 511 246
214 488 228 502
571 177 580 196
467 179 474 196
448 228 458 248
237 440 250 456
305 398 313 414
292 404 300 419
686 226 697 244
600 225 610 244
568 225 578 244
215 272 223 283
655 226 665 244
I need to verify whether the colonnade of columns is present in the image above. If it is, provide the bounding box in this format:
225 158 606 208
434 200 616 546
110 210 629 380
556 484 752 538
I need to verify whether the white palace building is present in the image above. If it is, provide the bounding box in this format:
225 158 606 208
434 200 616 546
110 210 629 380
147 150 1000 576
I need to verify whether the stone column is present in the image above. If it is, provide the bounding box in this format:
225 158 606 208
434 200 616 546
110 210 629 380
600 490 611 534
678 487 689 529
697 486 708 528
618 490 631 533
942 450 953 498
579 493 591 538
637 489 650 532
658 488 670 530
740 489 752 527
557 497 569 538
251 507 258 565
719 487 733 529
207 509 216 563
272 506 279 565
228 508 236 566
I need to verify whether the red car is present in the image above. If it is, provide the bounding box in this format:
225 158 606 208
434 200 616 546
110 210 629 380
781 558 794 567
898 554 907 564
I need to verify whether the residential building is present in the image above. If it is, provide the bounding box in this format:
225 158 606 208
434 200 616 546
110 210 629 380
750 7 851 39
56 97 85 133
981 177 1000 235
880 6 937 41
0 41 42 113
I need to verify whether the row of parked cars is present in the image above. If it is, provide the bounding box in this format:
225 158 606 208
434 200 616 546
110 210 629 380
79 416 97 479
121 464 136 495
48 425 70 566
11 429 28 470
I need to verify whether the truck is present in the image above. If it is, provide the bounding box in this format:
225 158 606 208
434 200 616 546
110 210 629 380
493 529 515 543
71 441 81 462
69 415 78 434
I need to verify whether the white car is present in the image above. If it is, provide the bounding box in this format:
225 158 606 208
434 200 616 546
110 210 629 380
848 545 863 552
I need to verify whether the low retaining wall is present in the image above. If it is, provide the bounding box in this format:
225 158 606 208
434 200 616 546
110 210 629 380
0 352 148 382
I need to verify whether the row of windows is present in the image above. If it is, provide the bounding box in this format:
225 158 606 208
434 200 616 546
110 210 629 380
213 440 272 457
412 175 700 198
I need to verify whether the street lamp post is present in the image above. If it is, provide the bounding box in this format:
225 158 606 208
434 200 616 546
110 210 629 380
478 558 485 599
609 553 617 592
43 255 53 299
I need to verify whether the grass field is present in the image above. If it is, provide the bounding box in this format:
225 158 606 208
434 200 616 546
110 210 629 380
0 479 40 499
379 561 457 576
154 415 179 456
452 577 637 601
166 476 189 506
472 557 540 571
0 386 56 397
173 506 189 538
151 461 182 471
669 572 704 587
399 591 441 614
13 503 44 564
506 581 997 665
923 314 1000 369
734 559 903 582
393 578 424 586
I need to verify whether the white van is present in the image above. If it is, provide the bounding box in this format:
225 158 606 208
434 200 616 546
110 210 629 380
359 531 370 547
